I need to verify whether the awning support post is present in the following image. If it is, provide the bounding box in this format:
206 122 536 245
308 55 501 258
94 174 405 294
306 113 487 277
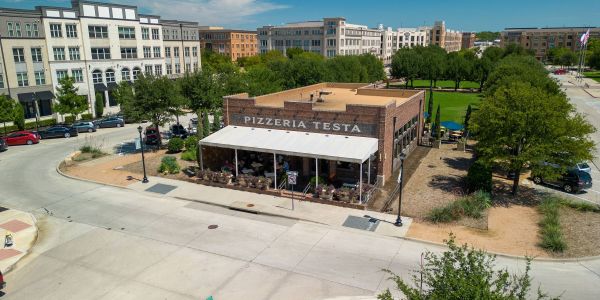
367 157 371 185
234 149 239 177
199 144 204 170
315 158 318 187
273 153 277 189
359 162 363 203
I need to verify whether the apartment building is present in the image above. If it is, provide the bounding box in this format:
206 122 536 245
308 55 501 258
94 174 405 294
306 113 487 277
163 20 201 77
380 27 430 63
0 0 201 122
501 27 600 60
199 27 257 61
0 8 54 120
462 32 476 49
431 21 462 52
258 17 383 59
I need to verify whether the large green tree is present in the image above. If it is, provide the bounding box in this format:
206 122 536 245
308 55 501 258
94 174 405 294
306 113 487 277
0 94 16 136
391 48 422 88
326 55 368 83
243 65 284 96
419 45 446 88
358 54 385 82
446 52 470 91
54 76 88 121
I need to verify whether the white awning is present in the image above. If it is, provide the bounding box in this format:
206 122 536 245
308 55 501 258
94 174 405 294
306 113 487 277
200 126 379 163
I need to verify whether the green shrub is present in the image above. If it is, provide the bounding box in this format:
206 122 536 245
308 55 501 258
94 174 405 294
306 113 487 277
309 176 325 186
81 113 93 120
2 118 57 133
466 160 492 193
95 92 104 118
560 199 600 213
181 149 197 161
13 104 25 130
167 137 184 153
64 115 75 124
426 191 491 223
184 136 198 151
538 197 567 252
158 156 180 174
427 206 460 223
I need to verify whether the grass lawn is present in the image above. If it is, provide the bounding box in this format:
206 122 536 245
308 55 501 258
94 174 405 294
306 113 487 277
410 79 481 89
583 71 600 83
425 91 483 124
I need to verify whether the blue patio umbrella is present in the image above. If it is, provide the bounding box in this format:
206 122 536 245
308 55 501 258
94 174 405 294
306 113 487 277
440 121 464 131
423 112 430 118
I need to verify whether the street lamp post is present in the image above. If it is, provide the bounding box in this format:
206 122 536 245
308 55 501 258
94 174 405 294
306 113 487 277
137 125 149 183
395 151 406 227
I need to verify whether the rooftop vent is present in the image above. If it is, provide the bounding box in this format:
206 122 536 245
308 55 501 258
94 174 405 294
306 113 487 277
317 90 332 102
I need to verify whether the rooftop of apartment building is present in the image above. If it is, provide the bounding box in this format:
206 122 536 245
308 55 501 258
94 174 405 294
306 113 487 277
227 83 420 112
504 26 599 31
198 27 257 34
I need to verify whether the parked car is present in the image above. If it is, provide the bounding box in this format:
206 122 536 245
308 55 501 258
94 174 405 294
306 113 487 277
72 121 97 133
144 126 160 145
38 126 78 139
532 168 593 194
0 138 7 151
575 162 592 174
189 118 198 134
0 269 5 290
170 124 188 139
94 117 124 128
2 131 40 146
553 69 567 75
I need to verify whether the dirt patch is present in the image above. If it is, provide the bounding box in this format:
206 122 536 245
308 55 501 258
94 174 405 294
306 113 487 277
407 205 548 257
554 207 600 258
120 151 197 180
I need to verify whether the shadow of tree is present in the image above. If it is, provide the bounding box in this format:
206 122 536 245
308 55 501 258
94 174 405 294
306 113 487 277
442 156 473 171
492 179 549 207
428 174 465 194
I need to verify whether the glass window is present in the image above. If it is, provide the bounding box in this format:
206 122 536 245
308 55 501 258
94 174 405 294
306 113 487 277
105 69 115 82
184 47 190 57
120 48 137 59
173 47 180 57
88 26 108 38
132 67 141 80
92 70 103 83
31 48 43 62
69 47 80 60
175 63 181 73
165 47 171 57
56 70 68 81
15 22 21 37
193 62 198 71
141 27 149 40
50 23 62 38
144 65 153 75
35 71 45 85
185 63 191 73
121 68 130 81
153 46 161 58
91 48 110 60
7 22 14 37
53 47 66 60
192 47 198 57
154 65 162 76
32 23 39 37
16 72 28 87
25 23 32 37
66 24 77 38
166 64 172 75
13 48 25 62
72 69 83 82
152 28 159 40
143 47 151 58
118 27 135 39
0 74 4 88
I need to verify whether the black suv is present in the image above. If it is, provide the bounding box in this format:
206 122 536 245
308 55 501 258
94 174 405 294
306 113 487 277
532 168 593 194
38 126 79 139
170 124 188 139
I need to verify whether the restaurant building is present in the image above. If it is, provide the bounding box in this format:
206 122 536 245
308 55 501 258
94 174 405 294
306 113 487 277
199 83 424 202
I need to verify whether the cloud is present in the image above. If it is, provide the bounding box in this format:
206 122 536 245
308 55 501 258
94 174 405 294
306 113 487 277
119 0 288 27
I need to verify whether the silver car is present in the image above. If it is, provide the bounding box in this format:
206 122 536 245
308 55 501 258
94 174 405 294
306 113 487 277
72 121 97 133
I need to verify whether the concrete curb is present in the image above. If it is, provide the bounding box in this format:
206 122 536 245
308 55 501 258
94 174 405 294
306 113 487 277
4 213 39 275
55 158 130 191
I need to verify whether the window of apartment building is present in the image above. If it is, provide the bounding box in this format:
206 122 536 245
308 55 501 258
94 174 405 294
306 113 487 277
66 24 77 38
311 40 321 47
141 27 149 40
71 69 83 82
53 47 66 61
118 27 135 39
92 70 103 83
32 23 39 37
163 29 170 40
0 74 4 89
327 39 336 47
144 65 153 75
192 47 198 57
16 72 28 87
25 23 33 37
154 65 162 76
69 47 80 60
327 28 336 35
121 68 130 81
35 71 45 85
120 47 137 59
105 69 115 82
166 64 172 75
327 50 336 57
133 67 141 80
173 47 180 57
185 63 191 73
184 47 190 57
13 48 25 63
31 48 43 62
193 62 198 71
7 22 14 37
165 47 171 57
172 29 178 40
50 23 62 38
260 40 267 47
175 63 181 74
91 48 111 60
153 47 161 58
88 26 108 38
143 47 151 58
152 28 159 40
56 70 68 81
14 22 22 37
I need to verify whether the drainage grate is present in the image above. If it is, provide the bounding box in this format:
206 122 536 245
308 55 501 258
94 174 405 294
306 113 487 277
145 183 178 195
342 215 380 232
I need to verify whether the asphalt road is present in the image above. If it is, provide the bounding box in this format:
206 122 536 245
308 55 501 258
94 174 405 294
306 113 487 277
1 122 600 299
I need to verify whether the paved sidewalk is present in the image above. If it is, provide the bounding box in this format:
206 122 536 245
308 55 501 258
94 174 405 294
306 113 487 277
0 209 37 274
128 176 413 238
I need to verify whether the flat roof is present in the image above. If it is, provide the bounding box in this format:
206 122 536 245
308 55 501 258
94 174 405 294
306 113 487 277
234 83 421 111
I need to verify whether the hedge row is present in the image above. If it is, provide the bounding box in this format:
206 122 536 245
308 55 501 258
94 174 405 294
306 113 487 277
1 118 57 133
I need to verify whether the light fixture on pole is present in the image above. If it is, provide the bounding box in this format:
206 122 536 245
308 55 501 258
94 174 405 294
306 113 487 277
138 125 149 183
395 150 407 227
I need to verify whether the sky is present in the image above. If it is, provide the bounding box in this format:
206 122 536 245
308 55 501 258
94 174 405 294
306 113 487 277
2 0 599 32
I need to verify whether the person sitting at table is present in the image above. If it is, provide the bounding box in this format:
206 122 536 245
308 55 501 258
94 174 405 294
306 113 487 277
222 160 234 172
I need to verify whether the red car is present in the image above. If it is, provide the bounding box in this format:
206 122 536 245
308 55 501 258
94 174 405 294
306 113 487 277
553 69 567 75
3 131 40 146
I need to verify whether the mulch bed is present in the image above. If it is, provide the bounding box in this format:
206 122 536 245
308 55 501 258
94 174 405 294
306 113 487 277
554 207 600 258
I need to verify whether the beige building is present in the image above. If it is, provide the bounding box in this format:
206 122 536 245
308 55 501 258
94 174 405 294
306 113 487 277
431 21 462 52
0 8 55 120
501 27 600 60
199 27 258 61
462 32 476 49
162 20 202 77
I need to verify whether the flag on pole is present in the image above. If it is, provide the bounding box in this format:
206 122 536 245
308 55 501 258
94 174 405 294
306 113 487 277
580 29 590 46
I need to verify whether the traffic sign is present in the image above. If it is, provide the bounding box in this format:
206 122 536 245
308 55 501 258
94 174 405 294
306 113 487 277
287 171 298 185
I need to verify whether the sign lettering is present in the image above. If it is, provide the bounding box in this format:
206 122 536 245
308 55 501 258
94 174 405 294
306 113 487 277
233 114 375 135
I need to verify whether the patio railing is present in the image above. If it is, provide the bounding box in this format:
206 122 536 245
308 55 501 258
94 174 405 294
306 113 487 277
361 177 383 204
277 177 287 190
302 183 313 198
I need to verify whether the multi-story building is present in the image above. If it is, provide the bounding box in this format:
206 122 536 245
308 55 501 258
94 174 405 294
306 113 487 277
501 27 600 60
199 27 257 61
0 0 201 122
163 20 202 77
431 21 462 52
0 8 54 120
462 32 476 49
258 17 383 59
381 27 429 64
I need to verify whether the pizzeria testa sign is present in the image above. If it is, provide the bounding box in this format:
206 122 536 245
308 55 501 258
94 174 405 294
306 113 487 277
231 114 376 135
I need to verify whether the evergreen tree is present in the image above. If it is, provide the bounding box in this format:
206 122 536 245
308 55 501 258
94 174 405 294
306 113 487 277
202 112 210 137
464 104 472 131
54 76 88 120
94 92 104 118
13 103 25 131
426 89 434 124
0 95 16 136
212 111 221 132
434 104 441 140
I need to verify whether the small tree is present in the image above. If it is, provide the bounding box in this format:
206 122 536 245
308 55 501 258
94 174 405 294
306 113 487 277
378 235 559 300
54 76 88 121
434 104 441 140
13 103 25 131
202 112 210 137
426 89 434 124
94 92 104 118
464 104 472 131
0 95 16 136
212 111 221 132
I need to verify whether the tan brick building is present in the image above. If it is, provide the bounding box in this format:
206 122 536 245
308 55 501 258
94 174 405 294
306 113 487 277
431 21 462 52
462 32 476 49
199 27 258 61
501 27 600 60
